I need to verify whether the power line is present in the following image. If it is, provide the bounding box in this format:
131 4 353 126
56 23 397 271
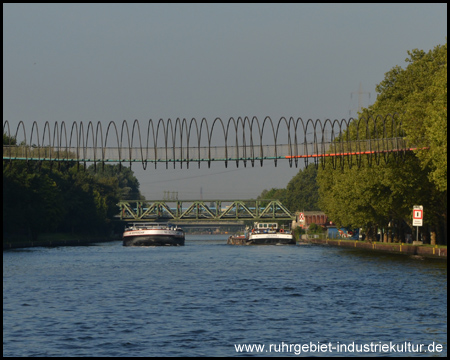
350 82 371 118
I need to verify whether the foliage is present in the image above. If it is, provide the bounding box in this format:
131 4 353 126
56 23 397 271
374 44 447 192
292 226 305 241
87 164 142 200
307 223 323 233
3 133 17 145
316 42 447 244
284 164 320 211
3 162 65 241
257 164 320 212
257 188 287 207
3 160 142 241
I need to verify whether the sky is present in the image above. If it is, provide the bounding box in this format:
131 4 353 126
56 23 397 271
3 3 447 200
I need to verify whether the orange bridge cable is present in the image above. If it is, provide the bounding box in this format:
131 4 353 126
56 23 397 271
284 147 429 159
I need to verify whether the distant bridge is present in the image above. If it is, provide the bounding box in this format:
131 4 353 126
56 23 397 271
3 115 421 169
117 199 295 222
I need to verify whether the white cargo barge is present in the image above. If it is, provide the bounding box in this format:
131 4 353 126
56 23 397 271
227 222 295 245
123 223 185 246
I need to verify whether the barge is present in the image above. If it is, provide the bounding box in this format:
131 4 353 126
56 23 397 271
227 222 295 245
123 222 185 246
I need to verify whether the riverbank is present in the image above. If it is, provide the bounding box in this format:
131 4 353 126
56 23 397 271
303 237 447 259
3 233 117 250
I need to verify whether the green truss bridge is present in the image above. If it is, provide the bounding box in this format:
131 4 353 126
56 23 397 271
117 199 295 223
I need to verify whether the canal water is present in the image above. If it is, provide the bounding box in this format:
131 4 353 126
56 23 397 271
3 235 447 357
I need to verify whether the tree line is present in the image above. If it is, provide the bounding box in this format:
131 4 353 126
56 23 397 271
259 42 447 245
4 43 446 245
3 136 142 242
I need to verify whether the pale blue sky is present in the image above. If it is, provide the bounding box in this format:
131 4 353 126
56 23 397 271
3 3 447 200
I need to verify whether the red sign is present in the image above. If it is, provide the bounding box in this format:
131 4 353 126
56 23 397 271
413 205 423 226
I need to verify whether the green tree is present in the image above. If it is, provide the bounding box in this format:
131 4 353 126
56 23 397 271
3 162 66 240
374 44 447 192
284 164 320 212
257 188 287 206
317 42 447 244
3 133 17 145
257 164 320 212
3 161 142 242
87 164 142 199
308 223 320 232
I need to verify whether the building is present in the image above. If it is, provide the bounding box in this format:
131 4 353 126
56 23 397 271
291 211 332 229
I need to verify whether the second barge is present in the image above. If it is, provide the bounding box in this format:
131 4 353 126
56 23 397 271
228 222 295 245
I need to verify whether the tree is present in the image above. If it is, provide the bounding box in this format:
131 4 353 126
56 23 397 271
284 164 320 212
3 133 17 145
257 188 287 207
87 164 142 200
317 42 447 244
308 223 322 233
3 161 143 241
375 44 447 192
3 162 66 240
257 164 320 213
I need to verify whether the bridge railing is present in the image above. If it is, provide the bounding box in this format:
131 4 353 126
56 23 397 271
4 115 415 168
3 137 408 164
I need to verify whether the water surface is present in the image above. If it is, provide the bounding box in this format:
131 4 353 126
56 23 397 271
3 235 447 356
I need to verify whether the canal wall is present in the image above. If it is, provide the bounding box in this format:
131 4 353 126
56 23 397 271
303 238 447 259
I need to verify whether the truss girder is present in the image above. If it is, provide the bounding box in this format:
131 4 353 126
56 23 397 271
117 199 295 222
